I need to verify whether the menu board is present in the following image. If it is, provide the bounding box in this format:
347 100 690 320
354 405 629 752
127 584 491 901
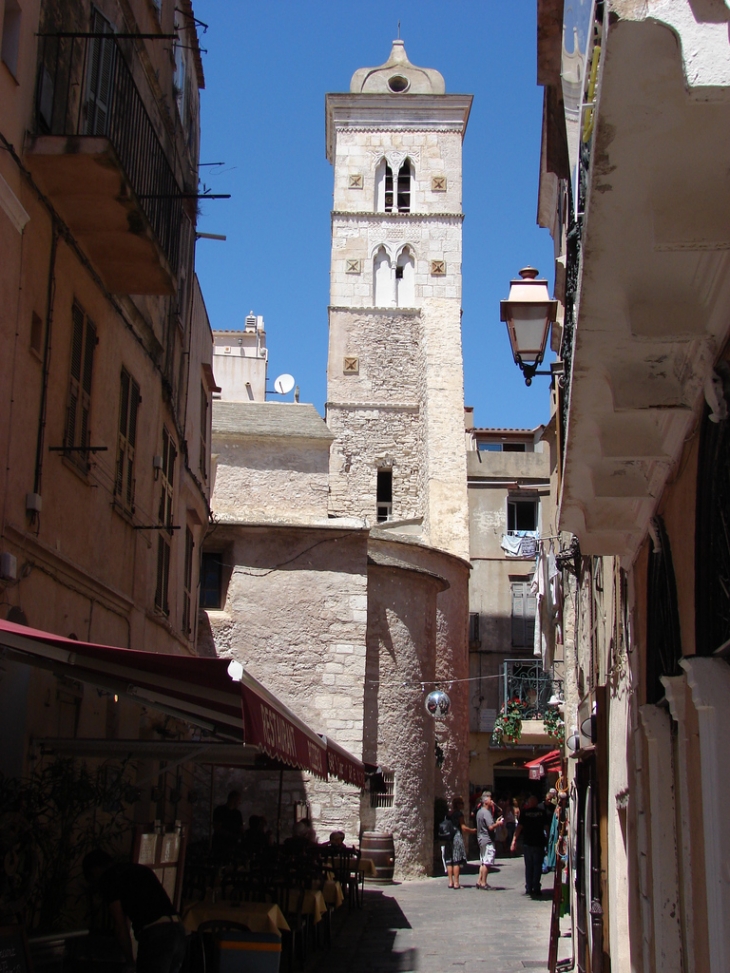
0 926 31 973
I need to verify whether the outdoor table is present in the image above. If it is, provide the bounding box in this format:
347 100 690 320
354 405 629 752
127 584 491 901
359 857 378 878
315 879 344 908
182 899 290 937
281 888 327 924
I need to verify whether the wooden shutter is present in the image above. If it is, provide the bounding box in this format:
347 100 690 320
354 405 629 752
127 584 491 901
155 534 170 614
65 304 85 448
512 581 537 647
127 378 139 507
116 370 139 508
397 160 411 213
64 303 95 467
115 369 129 496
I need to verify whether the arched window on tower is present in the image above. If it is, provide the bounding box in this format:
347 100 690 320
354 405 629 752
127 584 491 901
397 160 411 212
373 247 394 307
375 159 394 212
395 247 415 307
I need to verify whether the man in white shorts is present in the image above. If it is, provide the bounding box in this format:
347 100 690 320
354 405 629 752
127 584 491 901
476 794 503 889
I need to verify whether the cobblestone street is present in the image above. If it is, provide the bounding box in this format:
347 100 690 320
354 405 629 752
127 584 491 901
307 857 568 973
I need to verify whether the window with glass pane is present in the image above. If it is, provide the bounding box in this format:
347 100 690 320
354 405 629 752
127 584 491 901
507 497 538 532
200 552 223 609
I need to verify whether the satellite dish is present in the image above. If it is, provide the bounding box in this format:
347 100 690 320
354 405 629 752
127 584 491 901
274 374 295 395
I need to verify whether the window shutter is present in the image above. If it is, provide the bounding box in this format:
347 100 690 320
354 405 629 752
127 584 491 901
384 163 393 212
79 319 96 453
511 585 525 646
525 588 537 645
115 370 129 496
65 305 84 447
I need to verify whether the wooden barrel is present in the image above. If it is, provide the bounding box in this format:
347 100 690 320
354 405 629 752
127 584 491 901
361 831 395 884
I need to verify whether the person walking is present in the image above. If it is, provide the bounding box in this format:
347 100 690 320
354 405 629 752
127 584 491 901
510 794 550 898
475 794 503 889
440 796 474 889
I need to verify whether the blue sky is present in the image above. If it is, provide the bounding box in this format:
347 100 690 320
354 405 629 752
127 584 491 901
192 1 554 429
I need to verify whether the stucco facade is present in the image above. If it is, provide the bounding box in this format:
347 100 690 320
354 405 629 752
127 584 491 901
0 0 212 849
465 423 560 794
533 3 730 970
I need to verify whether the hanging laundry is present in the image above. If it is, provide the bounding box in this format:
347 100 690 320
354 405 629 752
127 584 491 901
501 531 539 558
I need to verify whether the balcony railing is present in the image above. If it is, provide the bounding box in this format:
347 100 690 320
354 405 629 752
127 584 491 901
35 31 182 275
501 659 563 719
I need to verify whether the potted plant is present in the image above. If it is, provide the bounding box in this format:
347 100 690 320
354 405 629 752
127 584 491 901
491 698 529 745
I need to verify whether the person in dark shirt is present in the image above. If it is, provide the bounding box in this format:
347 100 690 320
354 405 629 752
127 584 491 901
510 794 551 898
211 790 243 858
83 850 186 973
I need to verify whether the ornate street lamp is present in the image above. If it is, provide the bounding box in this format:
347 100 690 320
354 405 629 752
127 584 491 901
500 267 557 385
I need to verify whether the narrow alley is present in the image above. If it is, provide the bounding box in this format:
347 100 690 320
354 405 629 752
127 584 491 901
308 857 566 973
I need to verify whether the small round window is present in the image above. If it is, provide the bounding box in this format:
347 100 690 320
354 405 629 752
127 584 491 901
388 75 410 93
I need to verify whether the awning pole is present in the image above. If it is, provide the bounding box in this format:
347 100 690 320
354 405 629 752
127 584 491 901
276 769 283 846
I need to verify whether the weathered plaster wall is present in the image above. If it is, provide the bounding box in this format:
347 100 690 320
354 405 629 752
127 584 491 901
212 437 331 522
202 524 369 843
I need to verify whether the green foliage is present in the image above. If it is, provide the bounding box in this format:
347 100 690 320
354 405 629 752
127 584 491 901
0 758 135 932
543 706 565 744
491 698 530 746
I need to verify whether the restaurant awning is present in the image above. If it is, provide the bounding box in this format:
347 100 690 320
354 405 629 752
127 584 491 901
323 736 366 789
0 619 363 785
524 749 562 780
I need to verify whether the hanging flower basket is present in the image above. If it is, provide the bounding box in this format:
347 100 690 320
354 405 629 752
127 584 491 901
491 698 529 746
543 706 565 744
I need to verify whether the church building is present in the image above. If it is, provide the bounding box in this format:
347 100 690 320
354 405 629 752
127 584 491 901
201 40 472 878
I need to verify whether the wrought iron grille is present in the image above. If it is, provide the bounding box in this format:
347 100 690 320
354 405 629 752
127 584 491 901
501 659 563 719
35 31 183 275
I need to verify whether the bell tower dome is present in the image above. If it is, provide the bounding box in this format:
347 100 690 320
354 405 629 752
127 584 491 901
325 40 472 559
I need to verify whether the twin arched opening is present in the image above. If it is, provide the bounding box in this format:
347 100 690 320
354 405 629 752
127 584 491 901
375 158 412 214
373 246 415 307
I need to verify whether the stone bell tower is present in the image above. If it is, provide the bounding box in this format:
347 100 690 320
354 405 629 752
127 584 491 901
325 39 472 560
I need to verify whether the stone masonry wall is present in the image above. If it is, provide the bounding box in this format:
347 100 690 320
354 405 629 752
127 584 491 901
202 524 369 844
369 535 470 812
360 562 440 880
332 129 464 216
327 307 425 524
212 437 331 522
420 299 470 559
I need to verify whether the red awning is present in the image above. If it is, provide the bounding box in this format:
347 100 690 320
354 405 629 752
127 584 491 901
525 749 562 780
0 619 342 780
322 736 366 789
